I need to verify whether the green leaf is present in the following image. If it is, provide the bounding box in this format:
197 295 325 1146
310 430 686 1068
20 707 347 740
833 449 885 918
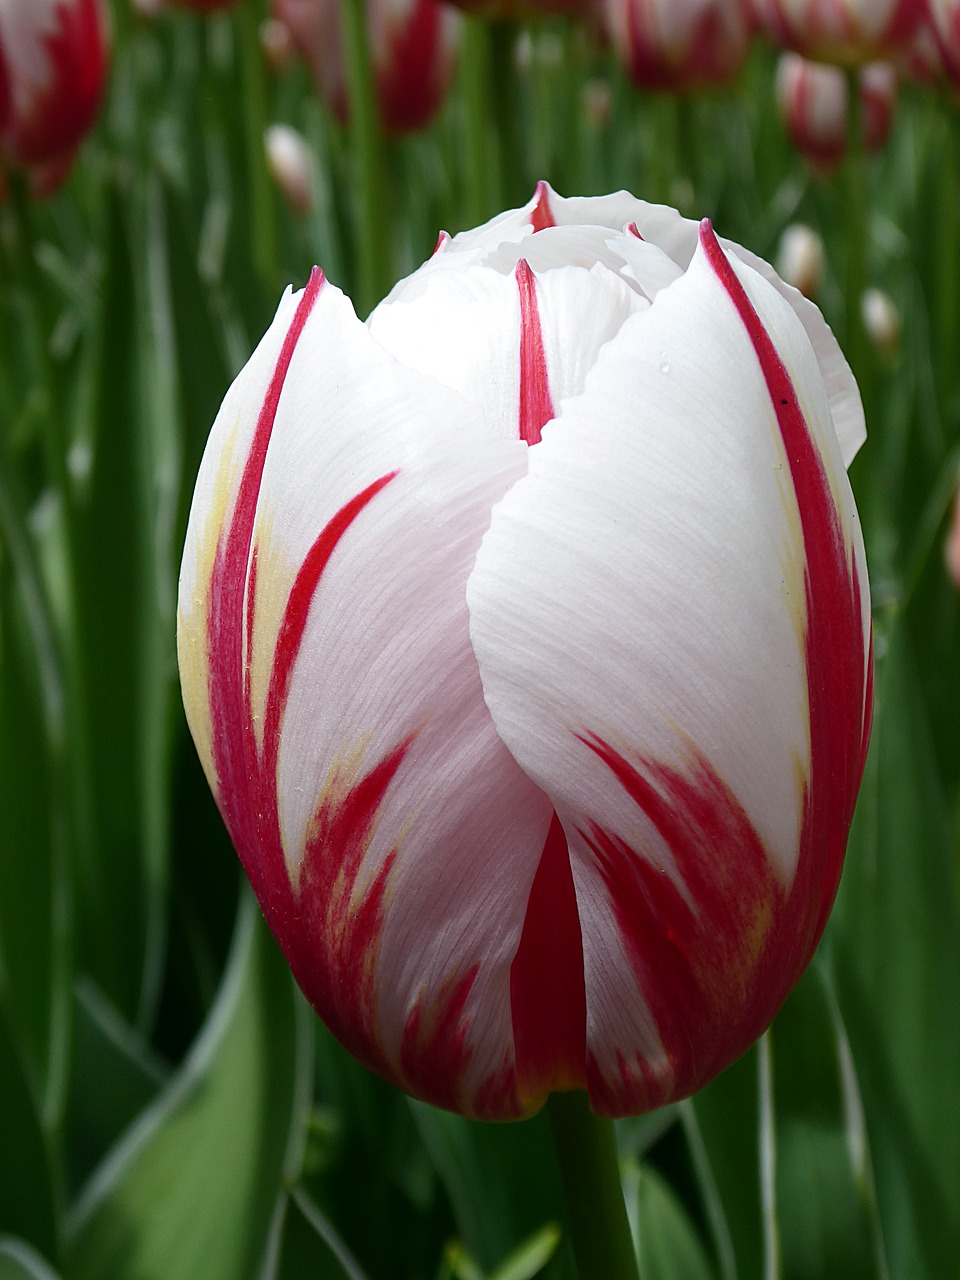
0 1238 63 1280
632 1164 715 1280
409 1102 572 1278
65 979 169 1187
66 894 311 1280
688 1048 763 1280
0 1000 58 1262
768 963 885 1280
827 623 960 1279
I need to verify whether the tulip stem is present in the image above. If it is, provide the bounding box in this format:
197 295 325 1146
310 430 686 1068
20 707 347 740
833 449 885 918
547 1091 640 1280
340 0 392 316
844 68 870 419
461 18 500 225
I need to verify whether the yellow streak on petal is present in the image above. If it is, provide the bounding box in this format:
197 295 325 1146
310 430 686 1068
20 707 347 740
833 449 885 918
176 415 243 799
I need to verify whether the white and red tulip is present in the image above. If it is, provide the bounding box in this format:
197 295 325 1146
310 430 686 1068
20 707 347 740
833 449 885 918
776 52 896 173
178 185 873 1120
0 0 108 193
753 0 926 65
272 0 461 136
603 0 753 93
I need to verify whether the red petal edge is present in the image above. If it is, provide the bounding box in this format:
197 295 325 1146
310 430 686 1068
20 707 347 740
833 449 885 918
205 272 418 1090
581 224 873 1116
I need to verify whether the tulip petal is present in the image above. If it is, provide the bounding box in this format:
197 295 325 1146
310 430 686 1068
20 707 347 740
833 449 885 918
467 228 870 1114
405 185 864 467
179 273 583 1118
368 256 649 444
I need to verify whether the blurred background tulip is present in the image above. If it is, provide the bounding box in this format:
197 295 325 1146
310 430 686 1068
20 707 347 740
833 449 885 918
603 0 753 93
273 0 462 135
861 285 901 357
928 0 960 86
0 0 109 194
753 0 926 65
776 221 825 297
776 51 896 172
264 121 314 214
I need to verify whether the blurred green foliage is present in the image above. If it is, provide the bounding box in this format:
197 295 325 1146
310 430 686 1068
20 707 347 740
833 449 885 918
1 2 959 1278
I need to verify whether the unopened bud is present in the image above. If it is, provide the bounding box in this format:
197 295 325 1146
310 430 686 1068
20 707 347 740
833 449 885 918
265 124 313 216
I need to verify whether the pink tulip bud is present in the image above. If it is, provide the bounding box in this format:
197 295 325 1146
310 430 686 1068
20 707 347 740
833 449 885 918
265 123 314 216
273 0 462 136
179 185 872 1120
753 0 926 66
603 0 752 93
776 223 824 299
0 0 109 193
776 52 896 173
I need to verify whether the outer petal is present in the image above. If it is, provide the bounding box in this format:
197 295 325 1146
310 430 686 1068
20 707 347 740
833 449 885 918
467 226 871 1116
179 272 561 1119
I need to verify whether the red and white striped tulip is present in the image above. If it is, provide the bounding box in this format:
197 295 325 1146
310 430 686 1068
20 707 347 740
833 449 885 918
776 52 896 172
604 0 753 93
0 0 108 192
273 0 461 136
753 0 926 65
178 185 873 1120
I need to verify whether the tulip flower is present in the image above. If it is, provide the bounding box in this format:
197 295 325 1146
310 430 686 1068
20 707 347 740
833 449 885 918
178 184 873 1120
273 0 461 136
928 0 960 86
0 0 109 194
753 0 925 65
603 0 753 93
776 52 896 173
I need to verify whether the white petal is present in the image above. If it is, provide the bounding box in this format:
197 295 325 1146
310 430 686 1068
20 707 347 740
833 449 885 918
245 279 556 1112
467 236 862 1099
368 258 649 443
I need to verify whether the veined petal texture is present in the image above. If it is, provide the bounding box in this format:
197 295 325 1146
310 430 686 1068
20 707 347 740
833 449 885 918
180 186 873 1120
467 222 871 1115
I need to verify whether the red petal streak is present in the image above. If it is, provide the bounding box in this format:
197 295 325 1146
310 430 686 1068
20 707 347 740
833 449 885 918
580 229 871 1116
516 259 555 446
626 222 643 240
204 270 417 1093
208 268 325 908
294 737 413 1072
699 219 871 925
509 812 587 1107
530 180 556 232
579 740 782 1115
400 966 518 1119
433 230 451 256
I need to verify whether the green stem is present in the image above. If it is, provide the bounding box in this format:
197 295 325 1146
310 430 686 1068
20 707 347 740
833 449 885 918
844 67 870 415
547 1091 640 1280
340 0 391 315
238 2 277 296
461 17 500 226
